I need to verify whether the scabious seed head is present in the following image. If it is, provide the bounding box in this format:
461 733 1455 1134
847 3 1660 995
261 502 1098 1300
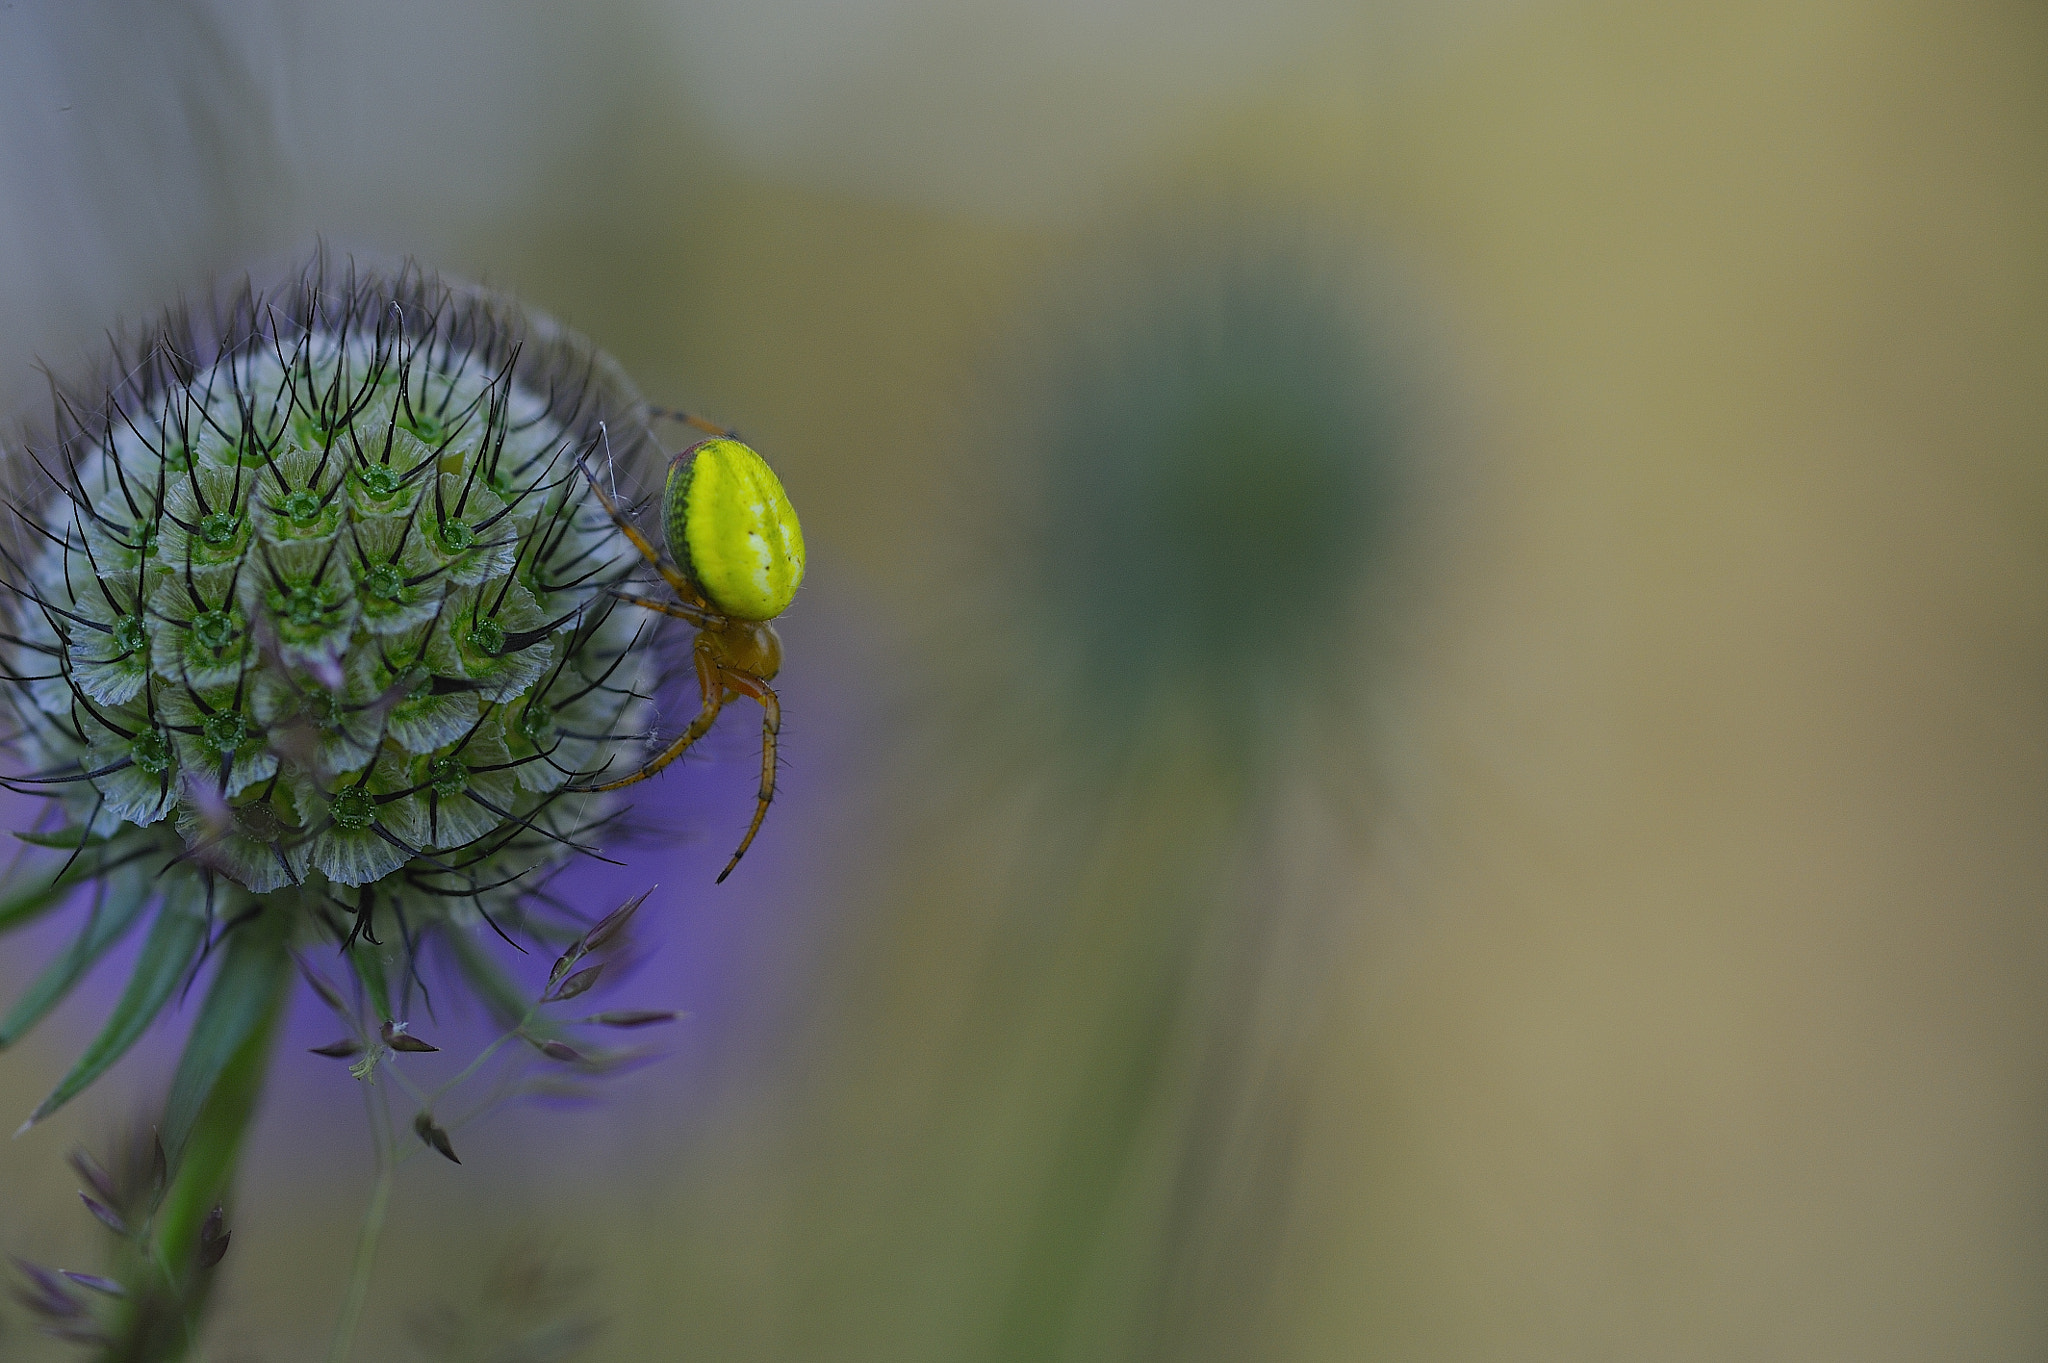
1 255 662 926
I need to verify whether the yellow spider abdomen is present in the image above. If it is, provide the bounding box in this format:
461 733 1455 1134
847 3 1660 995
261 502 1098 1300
665 438 806 621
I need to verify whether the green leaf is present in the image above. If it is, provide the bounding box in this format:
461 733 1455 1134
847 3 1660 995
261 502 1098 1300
25 908 208 1126
0 872 81 937
0 871 155 1049
0 840 140 937
13 827 110 849
161 907 291 1169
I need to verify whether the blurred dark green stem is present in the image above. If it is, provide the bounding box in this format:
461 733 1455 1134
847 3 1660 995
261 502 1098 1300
125 914 290 1360
155 981 281 1268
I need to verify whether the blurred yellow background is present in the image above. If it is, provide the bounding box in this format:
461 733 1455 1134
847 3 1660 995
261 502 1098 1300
1 1 2045 1359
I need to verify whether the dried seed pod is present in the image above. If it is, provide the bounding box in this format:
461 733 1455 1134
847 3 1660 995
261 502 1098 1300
195 1206 230 1269
59 1271 125 1298
78 1194 129 1238
547 964 604 1003
586 1009 682 1028
413 1110 461 1165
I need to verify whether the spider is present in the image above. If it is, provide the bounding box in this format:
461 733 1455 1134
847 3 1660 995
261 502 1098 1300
578 409 805 882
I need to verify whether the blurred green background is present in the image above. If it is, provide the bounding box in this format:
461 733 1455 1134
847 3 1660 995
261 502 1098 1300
2 0 2046 1359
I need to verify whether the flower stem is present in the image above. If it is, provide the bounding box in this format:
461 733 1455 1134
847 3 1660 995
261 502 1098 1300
328 1076 397 1363
327 1163 393 1363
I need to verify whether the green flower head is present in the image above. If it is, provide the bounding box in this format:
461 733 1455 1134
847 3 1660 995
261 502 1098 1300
0 254 669 1130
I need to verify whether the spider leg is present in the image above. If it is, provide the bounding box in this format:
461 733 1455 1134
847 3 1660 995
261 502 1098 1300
610 590 718 629
573 447 697 600
648 407 744 442
585 642 725 792
715 671 780 884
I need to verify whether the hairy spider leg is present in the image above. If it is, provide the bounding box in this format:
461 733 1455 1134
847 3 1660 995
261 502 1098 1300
575 446 698 603
648 407 743 441
611 590 717 629
714 669 781 884
588 638 727 794
588 606 784 877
